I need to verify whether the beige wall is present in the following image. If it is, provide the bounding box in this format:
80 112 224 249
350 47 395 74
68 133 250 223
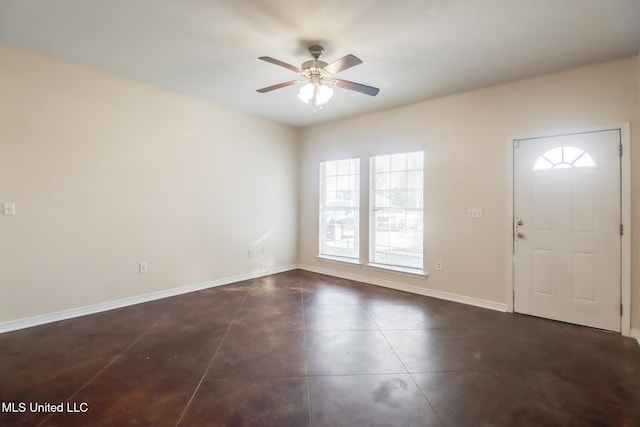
1 42 638 333
298 56 639 329
635 52 640 331
0 44 299 323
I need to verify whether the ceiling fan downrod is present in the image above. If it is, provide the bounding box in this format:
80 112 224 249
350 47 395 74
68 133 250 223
308 45 324 60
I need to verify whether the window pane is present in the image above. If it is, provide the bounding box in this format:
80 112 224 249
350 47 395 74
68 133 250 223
372 209 423 269
391 153 406 171
390 189 407 208
375 190 391 208
563 146 583 164
337 159 351 175
375 155 390 173
337 175 349 191
370 151 424 271
390 172 406 189
407 171 422 189
544 147 563 164
534 146 597 170
352 191 359 206
325 161 337 176
325 191 337 204
320 158 360 260
325 176 337 192
407 190 423 208
573 153 596 168
376 173 390 190
350 174 359 193
336 191 352 206
533 157 553 170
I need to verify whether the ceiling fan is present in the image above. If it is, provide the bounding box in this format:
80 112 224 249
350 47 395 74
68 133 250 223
256 45 380 111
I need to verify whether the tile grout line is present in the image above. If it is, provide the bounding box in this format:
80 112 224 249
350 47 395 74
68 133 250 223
174 290 249 427
37 326 155 427
365 306 447 427
407 371 446 427
300 278 313 427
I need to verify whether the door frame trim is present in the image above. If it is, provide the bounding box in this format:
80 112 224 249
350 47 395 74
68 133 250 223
506 122 631 336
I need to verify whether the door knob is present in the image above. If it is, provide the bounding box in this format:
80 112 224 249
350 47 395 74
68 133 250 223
516 219 524 226
516 231 525 239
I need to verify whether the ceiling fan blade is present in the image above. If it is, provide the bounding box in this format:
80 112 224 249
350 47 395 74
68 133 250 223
323 54 363 75
256 81 299 93
258 56 301 73
332 79 380 96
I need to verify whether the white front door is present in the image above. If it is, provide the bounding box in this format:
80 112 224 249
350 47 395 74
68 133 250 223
513 129 621 331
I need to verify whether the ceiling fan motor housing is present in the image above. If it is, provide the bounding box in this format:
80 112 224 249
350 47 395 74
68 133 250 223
301 46 331 78
301 59 329 77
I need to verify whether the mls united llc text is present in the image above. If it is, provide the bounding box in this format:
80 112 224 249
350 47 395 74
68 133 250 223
2 401 89 413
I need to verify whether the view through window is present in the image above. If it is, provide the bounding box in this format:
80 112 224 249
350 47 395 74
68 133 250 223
533 146 596 170
370 151 424 271
319 158 360 260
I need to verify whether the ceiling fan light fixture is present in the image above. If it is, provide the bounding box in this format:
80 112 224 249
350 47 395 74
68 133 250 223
315 84 334 105
297 81 334 107
297 82 315 104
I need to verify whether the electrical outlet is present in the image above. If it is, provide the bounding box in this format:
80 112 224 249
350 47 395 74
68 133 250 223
247 249 253 257
3 202 15 215
139 262 148 273
467 208 482 218
435 261 442 271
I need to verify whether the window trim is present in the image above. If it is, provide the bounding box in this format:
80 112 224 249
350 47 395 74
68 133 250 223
366 262 428 278
368 150 425 274
318 157 361 262
316 254 363 267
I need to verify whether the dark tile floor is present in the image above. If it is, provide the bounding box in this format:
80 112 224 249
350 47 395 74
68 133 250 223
1 269 639 426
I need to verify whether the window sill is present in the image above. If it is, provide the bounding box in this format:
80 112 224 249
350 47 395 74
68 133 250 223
366 263 427 279
316 255 362 268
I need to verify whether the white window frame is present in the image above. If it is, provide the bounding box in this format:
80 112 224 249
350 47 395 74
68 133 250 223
369 150 424 274
318 158 360 262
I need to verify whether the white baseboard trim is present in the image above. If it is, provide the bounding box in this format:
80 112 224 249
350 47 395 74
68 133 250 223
0 264 298 334
631 329 640 346
298 263 507 312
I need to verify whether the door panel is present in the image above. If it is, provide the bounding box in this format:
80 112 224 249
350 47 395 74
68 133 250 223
532 249 553 296
573 252 596 302
513 130 621 332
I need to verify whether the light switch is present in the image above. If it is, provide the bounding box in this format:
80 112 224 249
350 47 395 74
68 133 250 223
3 202 15 215
467 208 482 218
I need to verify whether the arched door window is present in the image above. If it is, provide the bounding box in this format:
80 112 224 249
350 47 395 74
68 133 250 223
533 146 596 170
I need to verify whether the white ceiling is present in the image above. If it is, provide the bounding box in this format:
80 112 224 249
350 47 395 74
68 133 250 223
1 0 639 128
